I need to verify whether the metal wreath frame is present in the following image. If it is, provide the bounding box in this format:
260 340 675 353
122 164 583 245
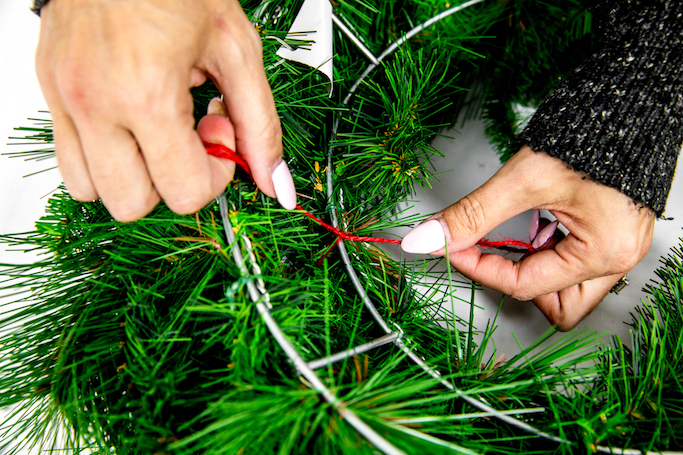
218 1 570 454
216 1 674 453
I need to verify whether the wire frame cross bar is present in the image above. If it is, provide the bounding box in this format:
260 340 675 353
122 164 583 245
305 332 401 371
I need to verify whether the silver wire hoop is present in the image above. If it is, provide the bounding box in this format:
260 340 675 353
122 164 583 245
220 1 571 453
324 0 567 447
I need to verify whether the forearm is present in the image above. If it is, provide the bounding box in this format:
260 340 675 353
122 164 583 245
519 0 683 216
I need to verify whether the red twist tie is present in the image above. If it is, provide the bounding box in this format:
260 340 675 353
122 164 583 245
204 142 252 177
205 142 535 254
476 239 535 253
205 142 399 245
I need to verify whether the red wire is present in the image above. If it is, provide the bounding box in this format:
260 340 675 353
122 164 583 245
205 142 535 253
477 239 535 252
204 142 252 176
296 208 401 244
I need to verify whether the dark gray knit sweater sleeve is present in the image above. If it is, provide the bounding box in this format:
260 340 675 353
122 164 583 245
519 0 683 216
31 0 50 15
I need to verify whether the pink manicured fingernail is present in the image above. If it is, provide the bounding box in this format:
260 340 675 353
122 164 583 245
531 220 558 249
208 97 227 116
271 160 297 210
401 220 446 254
529 209 540 241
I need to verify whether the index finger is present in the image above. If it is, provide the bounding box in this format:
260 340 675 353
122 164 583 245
447 232 596 302
132 90 235 215
204 12 284 202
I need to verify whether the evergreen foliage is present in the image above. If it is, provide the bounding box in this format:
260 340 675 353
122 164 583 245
1 0 681 453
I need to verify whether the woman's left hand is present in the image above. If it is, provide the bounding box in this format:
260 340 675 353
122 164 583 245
401 146 655 331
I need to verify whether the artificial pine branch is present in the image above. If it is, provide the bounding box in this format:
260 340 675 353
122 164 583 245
1 1 682 454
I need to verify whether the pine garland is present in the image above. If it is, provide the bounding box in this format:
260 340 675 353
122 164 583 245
1 0 681 453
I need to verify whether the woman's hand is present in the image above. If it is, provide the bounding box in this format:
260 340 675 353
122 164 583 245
36 0 295 222
401 146 655 330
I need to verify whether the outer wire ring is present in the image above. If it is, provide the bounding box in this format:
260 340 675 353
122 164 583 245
324 0 568 445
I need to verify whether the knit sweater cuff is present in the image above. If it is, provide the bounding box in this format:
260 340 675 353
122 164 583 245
32 0 50 16
519 1 683 216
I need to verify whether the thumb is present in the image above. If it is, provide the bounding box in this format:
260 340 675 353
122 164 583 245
401 174 527 255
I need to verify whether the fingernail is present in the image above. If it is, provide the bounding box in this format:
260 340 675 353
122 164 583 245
208 97 228 116
531 220 558 249
529 209 540 241
271 160 297 210
401 220 447 254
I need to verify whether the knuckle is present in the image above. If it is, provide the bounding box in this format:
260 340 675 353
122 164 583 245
259 118 283 150
55 58 158 118
115 89 149 118
234 22 264 57
619 255 640 273
453 195 486 238
108 203 151 223
554 318 578 332
216 17 263 61
539 304 576 332
165 188 214 215
166 199 206 216
620 236 641 259
55 65 93 113
212 22 265 80
103 191 159 223
510 288 534 302
237 115 282 156
611 237 643 273
65 184 97 203
508 266 536 302
243 25 263 50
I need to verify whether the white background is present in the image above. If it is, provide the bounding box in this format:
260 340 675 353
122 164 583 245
1 0 682 406
1 0 61 244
